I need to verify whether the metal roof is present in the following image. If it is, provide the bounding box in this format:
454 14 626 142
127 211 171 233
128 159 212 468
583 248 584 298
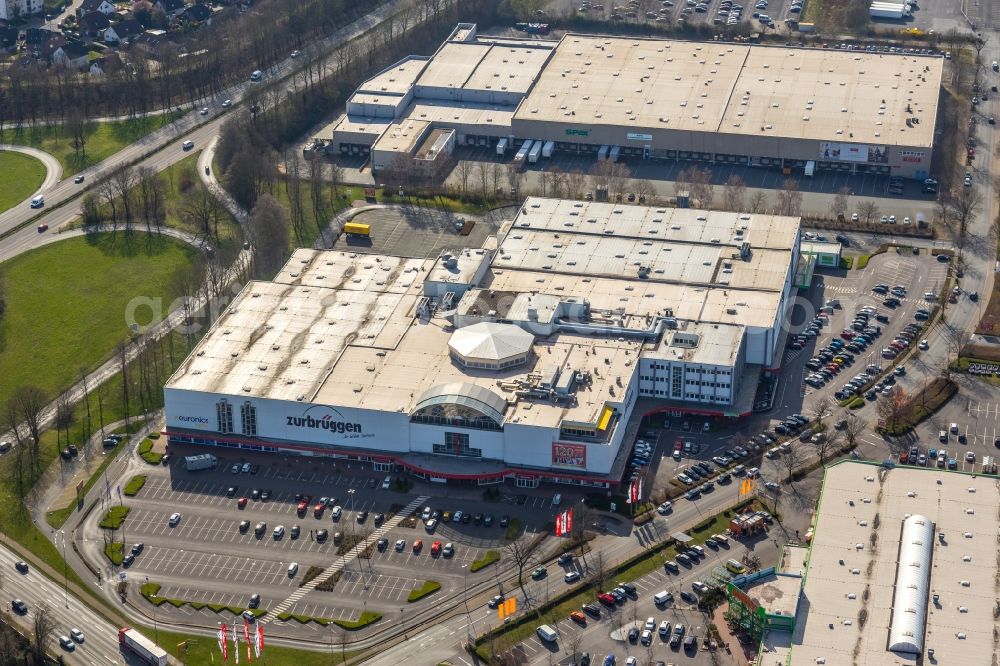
887 514 934 654
412 382 508 424
448 322 534 363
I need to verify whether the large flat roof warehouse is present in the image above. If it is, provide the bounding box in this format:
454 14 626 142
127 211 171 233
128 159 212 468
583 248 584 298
516 35 941 147
785 461 999 666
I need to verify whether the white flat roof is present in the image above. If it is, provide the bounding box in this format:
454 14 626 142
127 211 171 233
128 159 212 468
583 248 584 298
790 461 999 666
516 35 941 147
415 41 552 95
358 57 429 96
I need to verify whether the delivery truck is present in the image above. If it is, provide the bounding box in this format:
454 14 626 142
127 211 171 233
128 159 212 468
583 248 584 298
183 454 217 471
514 140 533 164
527 141 543 164
343 222 370 237
609 145 621 162
496 137 508 156
541 140 554 158
119 627 168 666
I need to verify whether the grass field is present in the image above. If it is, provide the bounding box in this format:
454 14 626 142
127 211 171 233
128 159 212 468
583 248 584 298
0 151 46 213
0 233 203 410
133 624 358 665
0 113 182 173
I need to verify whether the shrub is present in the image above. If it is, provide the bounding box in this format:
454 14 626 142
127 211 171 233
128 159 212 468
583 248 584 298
504 518 524 540
123 475 147 496
407 580 441 603
99 505 130 529
471 550 500 572
137 439 163 464
104 542 123 565
333 611 381 630
840 256 853 269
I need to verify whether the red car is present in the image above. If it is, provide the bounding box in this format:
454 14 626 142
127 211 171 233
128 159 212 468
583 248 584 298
238 497 248 509
840 330 855 340
598 592 616 606
296 500 309 515
431 540 442 556
413 540 423 554
313 503 325 518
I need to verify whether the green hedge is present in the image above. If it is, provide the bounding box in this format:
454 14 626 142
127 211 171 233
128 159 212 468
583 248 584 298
137 439 163 464
856 254 872 269
99 505 130 529
504 518 524 540
470 550 500 572
104 542 123 565
140 581 265 616
333 611 382 630
407 580 441 603
123 475 147 496
840 256 853 269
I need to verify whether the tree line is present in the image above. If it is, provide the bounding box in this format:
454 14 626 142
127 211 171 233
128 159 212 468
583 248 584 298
0 0 386 129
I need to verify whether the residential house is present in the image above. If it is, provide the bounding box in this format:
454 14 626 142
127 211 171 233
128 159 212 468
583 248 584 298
77 0 115 17
180 2 209 22
52 41 90 69
24 27 59 57
0 27 18 51
104 17 143 44
78 10 110 38
154 0 184 14
39 33 66 60
0 0 43 21
89 51 122 75
134 27 167 53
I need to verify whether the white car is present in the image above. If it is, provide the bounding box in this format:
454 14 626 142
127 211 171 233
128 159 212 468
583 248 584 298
58 636 75 651
200 107 209 115
287 562 298 576
657 501 673 514
168 512 181 526
222 99 232 108
640 629 653 646
395 539 406 552
182 140 194 150
659 620 670 635
421 506 432 521
70 629 84 643
425 518 438 532
918 339 929 350
765 481 780 492
273 525 285 539
644 617 656 631
692 580 709 593
230 463 241 474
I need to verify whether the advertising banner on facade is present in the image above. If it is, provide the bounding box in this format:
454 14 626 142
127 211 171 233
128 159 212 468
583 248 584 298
627 132 653 142
551 442 586 469
819 142 888 164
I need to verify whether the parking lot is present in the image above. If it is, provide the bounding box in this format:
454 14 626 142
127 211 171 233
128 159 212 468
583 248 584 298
106 457 563 629
499 536 773 666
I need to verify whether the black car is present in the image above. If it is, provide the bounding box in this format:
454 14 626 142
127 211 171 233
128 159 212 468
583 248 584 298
251 489 261 500
628 627 640 643
500 515 510 527
357 510 368 524
290 525 300 539
227 486 238 497
14 561 28 574
122 553 135 567
374 513 384 526
260 489 271 500
680 590 696 603
377 538 389 551
582 602 601 618
131 543 144 556
67 444 78 456
620 582 637 596
461 512 472 524
11 599 27 614
670 633 682 648
316 529 329 542
483 515 494 527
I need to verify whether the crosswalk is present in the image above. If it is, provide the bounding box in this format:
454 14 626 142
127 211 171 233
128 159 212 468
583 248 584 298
263 495 429 622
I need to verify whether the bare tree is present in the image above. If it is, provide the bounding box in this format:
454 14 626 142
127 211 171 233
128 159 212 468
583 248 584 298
475 162 489 202
812 396 832 426
723 174 747 212
10 386 45 474
817 428 842 464
776 178 803 216
857 200 880 224
831 186 851 220
607 162 631 202
550 167 568 199
32 602 55 662
183 188 225 242
589 160 613 195
456 160 474 198
566 169 587 199
504 537 538 603
589 549 608 593
841 413 866 451
505 163 524 200
633 179 656 204
948 186 982 243
780 442 802 483
875 387 908 432
247 194 290 277
747 190 767 213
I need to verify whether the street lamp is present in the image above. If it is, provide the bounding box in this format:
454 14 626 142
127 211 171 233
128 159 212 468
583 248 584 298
147 575 159 643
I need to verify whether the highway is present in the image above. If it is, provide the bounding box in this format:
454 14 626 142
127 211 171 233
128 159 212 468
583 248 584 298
0 540 128 666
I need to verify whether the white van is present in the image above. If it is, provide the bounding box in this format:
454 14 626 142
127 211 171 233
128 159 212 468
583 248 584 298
29 195 44 208
536 624 558 643
287 562 299 576
653 590 672 606
381 476 391 490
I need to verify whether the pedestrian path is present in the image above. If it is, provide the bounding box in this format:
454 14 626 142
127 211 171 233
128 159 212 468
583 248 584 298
263 495 429 622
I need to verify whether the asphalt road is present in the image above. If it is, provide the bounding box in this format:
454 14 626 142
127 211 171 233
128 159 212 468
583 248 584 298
0 543 131 666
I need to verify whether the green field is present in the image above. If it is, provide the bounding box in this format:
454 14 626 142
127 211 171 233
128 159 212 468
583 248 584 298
0 151 46 214
0 233 202 410
0 113 182 173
